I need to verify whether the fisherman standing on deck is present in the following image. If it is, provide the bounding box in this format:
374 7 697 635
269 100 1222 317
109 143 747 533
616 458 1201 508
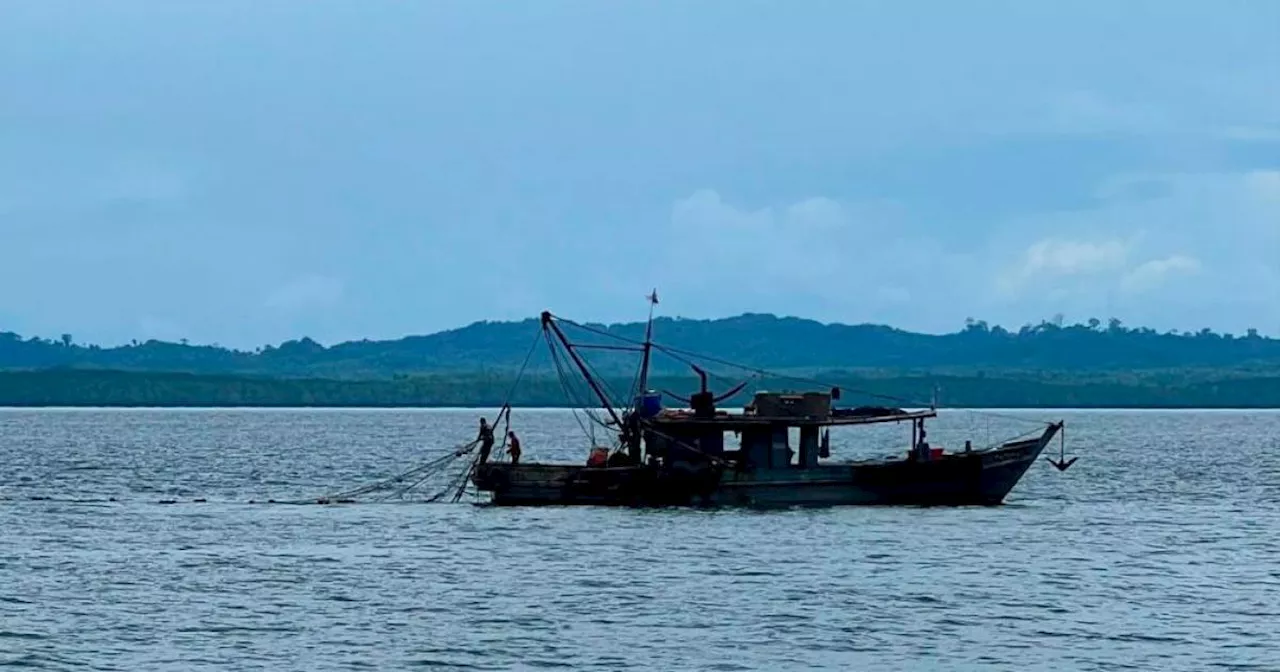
477 417 495 464
507 431 522 465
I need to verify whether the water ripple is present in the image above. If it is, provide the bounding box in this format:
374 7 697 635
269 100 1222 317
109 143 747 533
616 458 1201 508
2 408 1279 670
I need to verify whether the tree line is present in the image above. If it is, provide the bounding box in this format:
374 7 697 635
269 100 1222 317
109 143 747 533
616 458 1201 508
3 313 1279 378
3 367 1278 409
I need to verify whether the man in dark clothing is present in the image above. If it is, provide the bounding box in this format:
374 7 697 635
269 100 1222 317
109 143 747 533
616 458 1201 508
477 417 495 464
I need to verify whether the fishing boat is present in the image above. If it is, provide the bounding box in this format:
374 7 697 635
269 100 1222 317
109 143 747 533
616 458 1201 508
471 297 1064 507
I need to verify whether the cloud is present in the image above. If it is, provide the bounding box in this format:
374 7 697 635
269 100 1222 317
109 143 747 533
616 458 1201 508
659 167 1278 336
4 0 1279 348
1036 90 1178 136
984 169 1278 332
1000 89 1280 151
1119 255 1203 295
1245 170 1280 201
996 237 1132 297
264 275 345 311
1219 126 1280 143
660 190 945 321
666 189 856 290
1022 238 1130 276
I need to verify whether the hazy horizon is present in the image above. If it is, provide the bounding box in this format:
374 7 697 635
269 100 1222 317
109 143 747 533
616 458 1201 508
3 2 1277 348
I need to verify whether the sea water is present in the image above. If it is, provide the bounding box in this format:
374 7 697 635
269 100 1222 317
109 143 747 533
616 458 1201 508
2 408 1278 671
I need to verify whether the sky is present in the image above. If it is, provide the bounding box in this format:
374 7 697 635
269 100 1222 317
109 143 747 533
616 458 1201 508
1 1 1277 347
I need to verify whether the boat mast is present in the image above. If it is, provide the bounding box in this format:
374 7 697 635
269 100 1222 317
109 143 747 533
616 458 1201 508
636 289 658 402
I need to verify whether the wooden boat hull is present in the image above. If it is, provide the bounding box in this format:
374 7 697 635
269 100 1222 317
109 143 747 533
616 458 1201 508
471 436 1050 508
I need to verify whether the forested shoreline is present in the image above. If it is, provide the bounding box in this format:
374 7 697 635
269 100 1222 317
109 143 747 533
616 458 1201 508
3 367 1278 409
4 314 1278 408
4 314 1279 378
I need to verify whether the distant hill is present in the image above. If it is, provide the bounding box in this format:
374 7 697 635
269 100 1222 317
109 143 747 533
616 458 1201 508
3 315 1279 380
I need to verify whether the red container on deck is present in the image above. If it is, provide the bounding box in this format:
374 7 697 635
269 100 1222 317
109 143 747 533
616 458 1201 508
929 448 945 459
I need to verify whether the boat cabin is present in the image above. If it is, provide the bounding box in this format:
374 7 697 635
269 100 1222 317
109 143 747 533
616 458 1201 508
637 390 934 470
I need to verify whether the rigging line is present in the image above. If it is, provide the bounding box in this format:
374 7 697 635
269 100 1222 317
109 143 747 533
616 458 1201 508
459 327 537 472
555 351 599 418
625 353 645 404
331 449 463 496
548 329 601 410
547 332 599 444
553 320 633 410
651 342 925 405
627 335 676 405
418 457 474 503
546 327 624 434
356 446 473 493
582 406 616 432
953 407 1063 427
569 343 646 353
552 315 670 410
446 461 479 503
418 326 534 496
268 327 543 507
578 374 624 432
549 315 646 347
580 406 617 441
652 342 1055 427
577 350 627 409
550 315 836 394
575 348 620 402
557 313 1057 427
635 421 730 467
451 436 495 502
374 467 441 502
555 313 1056 427
545 331 583 404
487 396 516 460
275 440 478 505
394 438 487 499
555 313 918 407
448 463 475 503
573 407 603 444
498 329 547 408
652 345 757 392
975 426 1045 452
565 375 616 433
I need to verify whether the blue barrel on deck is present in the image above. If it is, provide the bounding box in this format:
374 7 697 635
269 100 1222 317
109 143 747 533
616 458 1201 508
636 391 663 418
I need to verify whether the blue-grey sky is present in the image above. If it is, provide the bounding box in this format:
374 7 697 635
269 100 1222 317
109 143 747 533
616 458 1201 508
2 1 1277 347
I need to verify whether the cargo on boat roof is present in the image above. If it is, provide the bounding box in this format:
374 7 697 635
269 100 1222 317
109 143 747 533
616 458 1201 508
645 392 936 429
